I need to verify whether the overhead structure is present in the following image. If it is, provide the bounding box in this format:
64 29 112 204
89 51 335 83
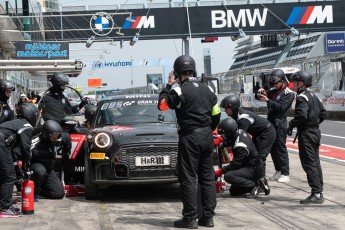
0 59 83 72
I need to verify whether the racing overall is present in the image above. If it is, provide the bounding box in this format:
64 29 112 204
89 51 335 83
222 130 264 196
289 89 327 194
266 85 294 177
39 87 82 123
0 119 33 210
30 135 65 199
158 77 221 220
234 108 276 174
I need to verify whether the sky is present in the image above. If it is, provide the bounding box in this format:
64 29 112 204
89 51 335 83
58 0 237 93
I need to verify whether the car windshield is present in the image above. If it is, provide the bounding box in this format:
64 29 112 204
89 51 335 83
94 98 176 126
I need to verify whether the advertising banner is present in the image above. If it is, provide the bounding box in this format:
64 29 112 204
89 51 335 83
15 41 69 59
44 1 345 41
325 32 345 53
240 91 345 111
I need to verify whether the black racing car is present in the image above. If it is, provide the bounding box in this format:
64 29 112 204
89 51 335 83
84 94 179 199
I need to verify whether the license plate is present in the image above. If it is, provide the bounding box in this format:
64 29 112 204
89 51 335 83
90 152 106 160
135 156 170 166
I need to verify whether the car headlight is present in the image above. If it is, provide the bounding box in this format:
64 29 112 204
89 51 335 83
93 132 112 149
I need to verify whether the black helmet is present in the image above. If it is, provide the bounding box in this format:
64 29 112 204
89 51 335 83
42 120 62 142
220 95 240 114
291 71 313 87
217 117 238 140
0 79 15 100
84 105 97 121
50 72 69 91
17 103 40 126
173 55 196 77
269 69 286 84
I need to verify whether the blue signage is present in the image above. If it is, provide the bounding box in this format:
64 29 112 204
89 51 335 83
326 33 345 53
15 42 69 59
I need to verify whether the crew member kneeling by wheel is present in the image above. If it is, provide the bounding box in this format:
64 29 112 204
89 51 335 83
30 120 65 201
214 117 270 198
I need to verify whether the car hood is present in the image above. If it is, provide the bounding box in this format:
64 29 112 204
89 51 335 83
91 123 178 145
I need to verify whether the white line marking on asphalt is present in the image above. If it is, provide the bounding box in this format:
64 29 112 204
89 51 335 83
321 134 345 139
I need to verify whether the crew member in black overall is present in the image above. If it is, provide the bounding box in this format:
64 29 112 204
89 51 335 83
288 71 327 204
158 55 221 229
0 103 39 218
39 72 88 123
214 117 269 198
257 69 295 183
30 120 65 201
0 79 15 123
219 95 276 180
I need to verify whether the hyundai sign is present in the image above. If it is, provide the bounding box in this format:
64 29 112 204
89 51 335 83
326 33 345 53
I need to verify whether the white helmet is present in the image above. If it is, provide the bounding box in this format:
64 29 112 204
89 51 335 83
20 94 27 98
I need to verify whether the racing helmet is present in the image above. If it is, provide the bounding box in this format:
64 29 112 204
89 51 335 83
0 79 15 100
17 103 40 126
42 120 62 142
84 105 97 121
220 95 240 114
269 69 286 84
50 72 69 91
217 117 238 141
291 71 313 87
20 93 27 98
173 55 196 78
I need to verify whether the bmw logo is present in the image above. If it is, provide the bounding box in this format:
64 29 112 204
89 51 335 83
90 12 114 36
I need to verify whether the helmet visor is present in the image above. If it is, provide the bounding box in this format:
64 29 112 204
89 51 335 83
50 131 62 142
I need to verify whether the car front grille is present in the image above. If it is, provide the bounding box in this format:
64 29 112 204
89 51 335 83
119 144 178 170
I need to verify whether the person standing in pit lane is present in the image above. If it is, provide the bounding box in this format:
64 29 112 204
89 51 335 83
288 71 327 204
158 55 221 229
0 79 15 123
219 94 276 178
257 69 295 183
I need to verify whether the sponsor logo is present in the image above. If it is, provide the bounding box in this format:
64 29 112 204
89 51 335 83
122 16 155 29
326 33 345 53
286 5 333 25
90 12 114 36
24 187 32 195
211 8 267 28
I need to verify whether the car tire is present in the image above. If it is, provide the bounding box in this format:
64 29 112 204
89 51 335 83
84 151 102 200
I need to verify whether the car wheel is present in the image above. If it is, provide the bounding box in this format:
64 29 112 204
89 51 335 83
84 151 102 200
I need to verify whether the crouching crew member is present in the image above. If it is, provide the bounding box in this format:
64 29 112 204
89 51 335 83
30 120 65 201
214 117 270 198
0 103 39 218
288 71 327 204
219 94 276 176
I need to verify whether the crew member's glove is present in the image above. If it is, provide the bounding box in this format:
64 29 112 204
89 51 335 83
287 126 293 136
79 97 89 109
213 135 224 147
214 168 224 180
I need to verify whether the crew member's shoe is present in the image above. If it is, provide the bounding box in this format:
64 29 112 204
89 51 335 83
277 175 290 183
0 206 22 218
174 218 198 229
300 193 324 204
258 177 270 195
198 217 214 227
248 185 263 198
271 171 281 181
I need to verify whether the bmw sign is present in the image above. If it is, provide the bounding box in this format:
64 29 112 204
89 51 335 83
90 12 114 36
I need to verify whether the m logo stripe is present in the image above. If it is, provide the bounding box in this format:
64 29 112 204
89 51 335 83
300 6 314 24
286 5 333 25
132 16 142 28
